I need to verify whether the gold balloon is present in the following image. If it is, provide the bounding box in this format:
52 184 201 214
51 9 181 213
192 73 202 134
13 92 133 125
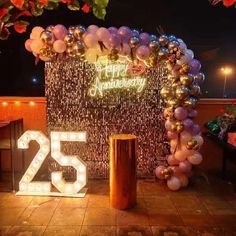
175 85 190 100
194 72 205 83
72 41 85 57
159 35 169 46
40 30 54 45
73 26 86 40
160 87 171 99
108 48 119 61
148 40 160 52
167 99 179 108
129 36 140 48
179 64 190 74
66 47 74 57
68 26 75 35
186 139 199 150
64 34 75 47
46 25 54 32
191 84 201 96
180 74 194 86
39 46 55 59
184 96 198 109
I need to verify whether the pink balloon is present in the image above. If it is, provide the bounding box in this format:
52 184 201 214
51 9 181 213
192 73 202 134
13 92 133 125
39 55 51 62
30 39 44 54
30 26 44 40
164 107 173 119
87 25 99 33
174 107 188 120
139 32 150 45
25 39 33 52
167 131 178 140
180 131 192 144
136 45 150 60
155 166 165 180
185 49 194 61
53 40 66 53
167 176 181 191
179 160 192 173
53 24 68 40
96 27 111 42
120 43 131 55
187 152 203 165
165 120 174 131
84 33 99 48
167 155 180 166
108 33 121 48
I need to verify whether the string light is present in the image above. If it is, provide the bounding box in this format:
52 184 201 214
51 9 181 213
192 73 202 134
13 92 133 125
2 102 8 106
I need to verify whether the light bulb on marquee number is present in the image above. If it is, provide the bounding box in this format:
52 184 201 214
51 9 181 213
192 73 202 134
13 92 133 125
17 130 87 197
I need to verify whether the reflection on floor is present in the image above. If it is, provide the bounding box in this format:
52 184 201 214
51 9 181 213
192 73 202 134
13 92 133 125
0 176 236 236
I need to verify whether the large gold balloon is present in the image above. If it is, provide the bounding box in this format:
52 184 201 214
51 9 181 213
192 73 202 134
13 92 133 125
194 72 205 83
175 85 190 100
40 30 54 45
180 74 194 86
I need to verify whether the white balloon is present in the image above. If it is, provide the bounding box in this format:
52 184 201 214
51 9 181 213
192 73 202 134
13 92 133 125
167 176 181 191
188 152 203 165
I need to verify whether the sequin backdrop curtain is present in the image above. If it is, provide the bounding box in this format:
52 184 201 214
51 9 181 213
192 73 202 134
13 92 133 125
45 58 169 179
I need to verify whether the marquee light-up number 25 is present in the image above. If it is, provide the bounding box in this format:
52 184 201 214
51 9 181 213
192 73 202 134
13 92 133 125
17 130 87 196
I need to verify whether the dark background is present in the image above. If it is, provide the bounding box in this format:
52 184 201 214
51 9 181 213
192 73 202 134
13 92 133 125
0 0 236 98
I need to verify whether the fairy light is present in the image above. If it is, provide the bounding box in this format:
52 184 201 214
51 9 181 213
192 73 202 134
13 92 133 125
29 101 35 106
2 101 8 106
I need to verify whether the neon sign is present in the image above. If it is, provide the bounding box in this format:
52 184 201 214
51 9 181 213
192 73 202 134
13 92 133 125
88 58 147 97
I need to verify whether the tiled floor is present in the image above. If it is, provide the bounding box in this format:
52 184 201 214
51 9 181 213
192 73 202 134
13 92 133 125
0 177 236 236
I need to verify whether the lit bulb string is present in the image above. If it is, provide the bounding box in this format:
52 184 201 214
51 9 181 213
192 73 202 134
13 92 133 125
1 101 37 106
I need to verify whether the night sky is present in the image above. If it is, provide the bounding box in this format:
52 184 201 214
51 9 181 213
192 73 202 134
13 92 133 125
0 0 236 98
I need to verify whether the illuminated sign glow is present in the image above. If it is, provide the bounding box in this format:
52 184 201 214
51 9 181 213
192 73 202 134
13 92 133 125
88 58 147 97
17 130 87 198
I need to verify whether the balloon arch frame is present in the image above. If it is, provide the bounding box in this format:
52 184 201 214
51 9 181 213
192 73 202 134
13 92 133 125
26 24 205 191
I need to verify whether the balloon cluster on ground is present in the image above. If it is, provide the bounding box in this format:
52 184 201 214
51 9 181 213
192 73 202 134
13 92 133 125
25 24 205 191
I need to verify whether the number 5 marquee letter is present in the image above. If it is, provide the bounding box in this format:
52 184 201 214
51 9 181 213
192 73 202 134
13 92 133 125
17 130 87 197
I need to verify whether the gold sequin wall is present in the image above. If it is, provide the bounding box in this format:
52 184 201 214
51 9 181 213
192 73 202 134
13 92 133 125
45 58 169 178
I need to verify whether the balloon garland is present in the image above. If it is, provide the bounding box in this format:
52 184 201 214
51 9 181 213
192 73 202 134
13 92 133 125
25 24 205 191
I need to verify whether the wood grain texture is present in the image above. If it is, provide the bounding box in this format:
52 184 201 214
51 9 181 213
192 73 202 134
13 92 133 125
109 134 137 210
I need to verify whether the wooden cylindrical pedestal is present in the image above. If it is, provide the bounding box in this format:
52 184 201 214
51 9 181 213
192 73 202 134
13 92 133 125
109 134 137 210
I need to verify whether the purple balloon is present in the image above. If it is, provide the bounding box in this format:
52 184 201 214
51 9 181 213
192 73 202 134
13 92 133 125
188 109 198 118
53 24 68 40
183 118 194 129
108 33 121 48
174 107 188 120
179 160 192 173
108 27 118 34
191 124 201 135
136 45 150 60
139 32 151 45
189 59 201 75
118 26 132 42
